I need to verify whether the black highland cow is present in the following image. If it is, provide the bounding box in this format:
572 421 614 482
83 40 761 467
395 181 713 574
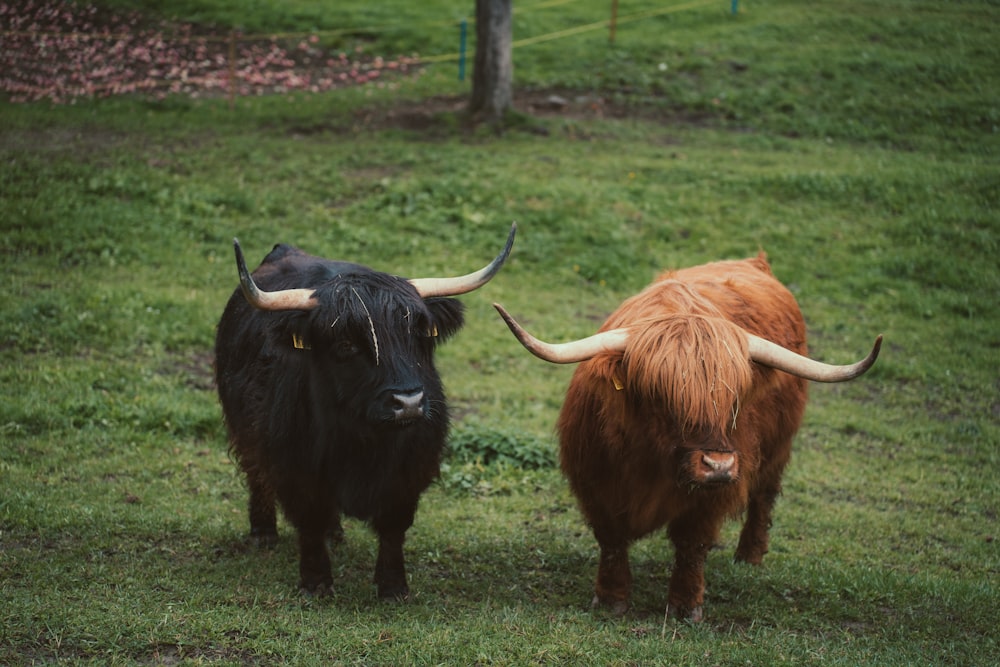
215 224 515 599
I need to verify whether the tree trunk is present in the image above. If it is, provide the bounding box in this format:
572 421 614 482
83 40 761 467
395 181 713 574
469 0 513 124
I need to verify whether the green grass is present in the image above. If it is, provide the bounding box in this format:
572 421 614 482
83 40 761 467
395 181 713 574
2 0 999 664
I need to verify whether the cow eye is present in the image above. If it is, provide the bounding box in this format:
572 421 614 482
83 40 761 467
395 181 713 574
333 339 358 359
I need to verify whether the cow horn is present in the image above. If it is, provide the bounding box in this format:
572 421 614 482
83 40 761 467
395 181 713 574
233 239 318 311
495 303 883 382
493 303 629 364
747 333 882 382
409 223 517 298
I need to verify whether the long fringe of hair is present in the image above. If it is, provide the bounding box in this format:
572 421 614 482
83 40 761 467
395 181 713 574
622 314 753 435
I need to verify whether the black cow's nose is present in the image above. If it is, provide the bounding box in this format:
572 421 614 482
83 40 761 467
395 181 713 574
390 390 425 422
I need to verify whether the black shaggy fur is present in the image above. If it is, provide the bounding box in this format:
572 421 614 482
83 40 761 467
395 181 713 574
215 244 464 598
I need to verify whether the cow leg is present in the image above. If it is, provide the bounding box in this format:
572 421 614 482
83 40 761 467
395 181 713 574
371 510 414 601
735 456 788 565
593 540 632 616
373 529 409 601
326 511 345 546
734 488 779 565
665 513 722 622
247 475 278 547
296 520 334 595
585 511 633 615
572 486 633 614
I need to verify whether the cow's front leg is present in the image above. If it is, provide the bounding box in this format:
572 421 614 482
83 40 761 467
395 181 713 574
247 475 278 547
573 492 633 614
592 541 632 615
372 510 413 601
296 523 334 595
665 513 722 622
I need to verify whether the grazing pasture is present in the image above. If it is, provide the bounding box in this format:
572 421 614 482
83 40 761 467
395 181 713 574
1 0 997 664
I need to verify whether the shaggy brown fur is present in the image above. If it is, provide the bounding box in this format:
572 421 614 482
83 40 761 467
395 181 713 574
557 253 809 620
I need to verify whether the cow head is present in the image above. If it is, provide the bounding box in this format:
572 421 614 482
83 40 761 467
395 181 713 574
227 224 515 430
493 302 881 485
294 271 464 428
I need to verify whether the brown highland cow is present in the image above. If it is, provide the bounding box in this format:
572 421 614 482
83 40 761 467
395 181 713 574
495 253 881 620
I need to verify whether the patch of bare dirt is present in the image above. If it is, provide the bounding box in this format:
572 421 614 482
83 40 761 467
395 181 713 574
287 88 721 139
1 0 417 103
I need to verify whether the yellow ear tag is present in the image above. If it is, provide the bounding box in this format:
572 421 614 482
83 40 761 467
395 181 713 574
612 373 624 391
429 325 439 338
292 333 311 350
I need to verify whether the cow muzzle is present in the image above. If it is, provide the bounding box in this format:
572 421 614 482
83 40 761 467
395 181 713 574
387 389 426 424
690 451 739 485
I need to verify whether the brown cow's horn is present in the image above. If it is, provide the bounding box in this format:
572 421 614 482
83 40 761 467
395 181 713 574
495 302 883 381
746 333 883 382
409 223 517 298
233 238 318 311
493 303 629 364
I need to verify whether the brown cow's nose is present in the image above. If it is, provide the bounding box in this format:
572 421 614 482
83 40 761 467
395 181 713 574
694 451 739 484
390 390 425 422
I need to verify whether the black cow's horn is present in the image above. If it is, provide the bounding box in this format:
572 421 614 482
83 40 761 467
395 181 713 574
409 223 517 298
494 303 882 382
233 239 319 311
233 223 516 312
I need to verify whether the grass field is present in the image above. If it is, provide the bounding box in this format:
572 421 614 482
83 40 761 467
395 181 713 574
2 0 998 664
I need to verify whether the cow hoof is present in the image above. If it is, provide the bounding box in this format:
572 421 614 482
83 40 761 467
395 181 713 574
734 550 765 566
377 585 410 602
299 582 335 597
666 603 704 623
249 531 278 549
591 595 629 616
248 530 278 549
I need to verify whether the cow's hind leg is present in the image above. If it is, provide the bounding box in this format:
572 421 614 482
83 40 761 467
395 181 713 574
734 486 779 565
736 384 801 565
326 511 345 546
735 444 790 565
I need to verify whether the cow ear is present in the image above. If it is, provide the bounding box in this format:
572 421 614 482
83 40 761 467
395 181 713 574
425 298 465 342
271 312 313 351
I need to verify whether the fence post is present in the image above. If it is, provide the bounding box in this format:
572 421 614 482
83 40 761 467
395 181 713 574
609 0 619 44
228 30 236 110
458 19 468 81
732 0 739 15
